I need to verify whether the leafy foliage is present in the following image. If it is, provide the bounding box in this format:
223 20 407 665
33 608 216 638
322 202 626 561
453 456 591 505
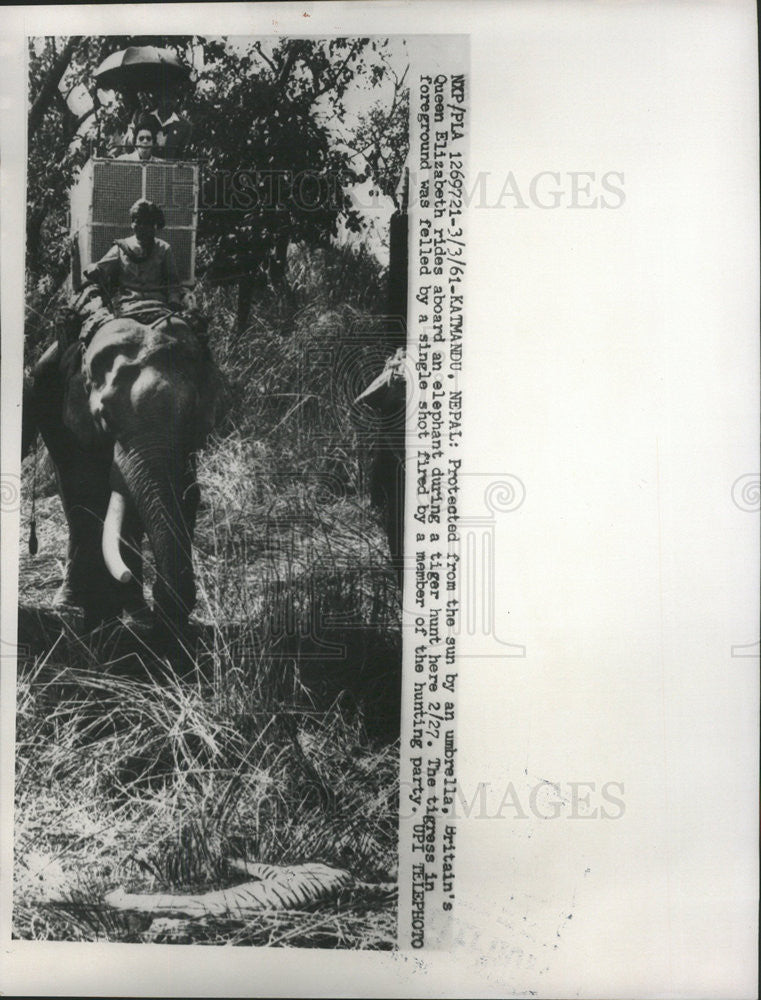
350 60 409 205
186 37 404 328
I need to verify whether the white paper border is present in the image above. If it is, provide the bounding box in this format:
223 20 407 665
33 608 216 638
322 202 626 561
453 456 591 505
2 3 758 997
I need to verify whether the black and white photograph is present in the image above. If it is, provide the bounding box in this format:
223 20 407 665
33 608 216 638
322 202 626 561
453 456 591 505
15 31 413 949
1 3 757 998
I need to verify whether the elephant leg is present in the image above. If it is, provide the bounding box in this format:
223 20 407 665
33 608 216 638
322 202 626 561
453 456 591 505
150 462 199 638
53 453 124 626
32 344 99 610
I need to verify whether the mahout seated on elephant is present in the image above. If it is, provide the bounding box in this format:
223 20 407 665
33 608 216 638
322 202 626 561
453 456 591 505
26 199 221 639
84 197 184 313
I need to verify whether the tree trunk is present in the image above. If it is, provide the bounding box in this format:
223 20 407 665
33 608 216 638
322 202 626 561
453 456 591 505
25 207 47 280
387 208 408 350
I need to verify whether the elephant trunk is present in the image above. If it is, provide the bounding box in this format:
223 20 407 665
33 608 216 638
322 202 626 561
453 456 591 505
112 441 196 630
102 491 133 584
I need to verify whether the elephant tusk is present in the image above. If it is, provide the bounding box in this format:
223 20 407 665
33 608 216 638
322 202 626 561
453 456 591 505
102 491 132 584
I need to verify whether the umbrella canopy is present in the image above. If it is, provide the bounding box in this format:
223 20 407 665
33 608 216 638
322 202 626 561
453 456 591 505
94 46 190 93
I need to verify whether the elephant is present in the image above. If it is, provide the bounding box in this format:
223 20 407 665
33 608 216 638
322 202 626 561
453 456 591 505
26 312 222 637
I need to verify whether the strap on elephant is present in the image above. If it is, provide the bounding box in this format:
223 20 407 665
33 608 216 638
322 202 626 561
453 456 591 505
74 290 186 349
116 296 180 329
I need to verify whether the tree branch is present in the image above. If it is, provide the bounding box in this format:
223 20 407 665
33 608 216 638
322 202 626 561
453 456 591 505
28 35 83 141
311 40 364 102
274 41 302 95
252 40 277 75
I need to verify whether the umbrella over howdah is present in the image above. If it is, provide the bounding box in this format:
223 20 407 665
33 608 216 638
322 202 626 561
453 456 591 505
94 46 190 92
